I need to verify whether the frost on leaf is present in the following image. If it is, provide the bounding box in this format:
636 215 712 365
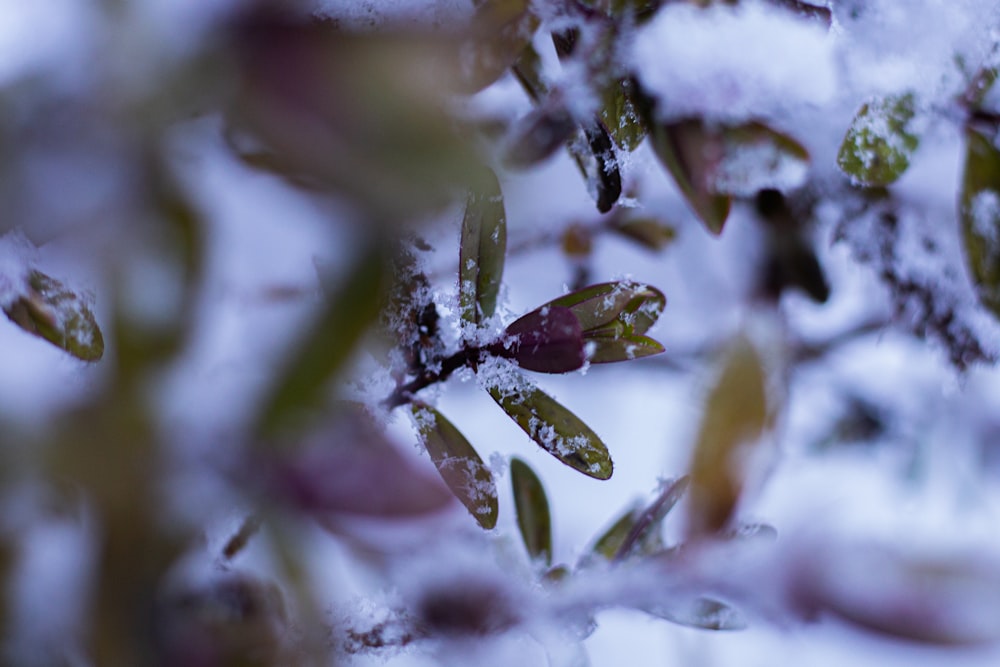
459 167 507 326
510 457 553 565
412 404 498 529
837 93 920 187
960 122 1000 318
3 269 104 362
486 372 612 479
498 305 586 374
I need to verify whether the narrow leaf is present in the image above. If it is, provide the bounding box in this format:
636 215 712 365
460 167 507 325
960 121 1000 317
686 337 769 538
412 404 498 529
587 504 641 561
648 119 732 234
837 93 920 187
3 269 104 362
503 107 577 168
648 118 810 234
586 334 665 364
614 476 689 560
257 241 386 437
600 79 648 152
488 378 612 479
545 281 666 338
608 217 677 252
510 457 553 565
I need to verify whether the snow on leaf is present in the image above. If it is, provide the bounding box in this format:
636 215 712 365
412 404 498 529
3 268 104 362
510 457 553 565
497 305 586 374
837 93 921 187
459 166 507 326
487 374 612 480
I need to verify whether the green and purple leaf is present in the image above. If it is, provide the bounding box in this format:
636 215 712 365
648 118 810 234
497 305 586 373
3 269 104 362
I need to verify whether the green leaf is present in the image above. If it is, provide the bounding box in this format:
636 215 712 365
648 119 732 234
546 281 666 338
256 241 386 437
648 118 810 234
614 476 689 560
488 379 612 479
460 167 507 325
4 269 104 362
837 93 920 187
600 79 647 153
510 457 552 565
960 122 1000 317
585 334 665 364
686 337 769 538
608 217 677 252
412 405 498 529
588 504 641 561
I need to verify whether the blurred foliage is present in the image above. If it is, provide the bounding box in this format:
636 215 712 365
2 0 1000 664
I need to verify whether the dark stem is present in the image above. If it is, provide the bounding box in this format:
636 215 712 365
382 346 484 410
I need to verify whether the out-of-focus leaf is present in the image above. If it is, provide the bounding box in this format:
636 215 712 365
458 0 540 93
230 14 478 216
584 121 623 213
600 80 647 152
579 0 664 23
755 189 830 303
510 457 552 565
686 337 769 538
648 118 810 234
266 409 453 517
488 381 612 479
498 305 586 374
642 596 747 631
459 168 507 325
256 241 386 437
798 540 1000 644
412 405 498 529
502 107 577 168
647 119 731 234
837 93 920 187
3 269 104 362
588 504 642 561
614 476 689 560
609 217 677 252
960 122 1000 316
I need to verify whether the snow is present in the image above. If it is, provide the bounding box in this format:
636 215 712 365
5 0 1000 666
631 2 837 122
